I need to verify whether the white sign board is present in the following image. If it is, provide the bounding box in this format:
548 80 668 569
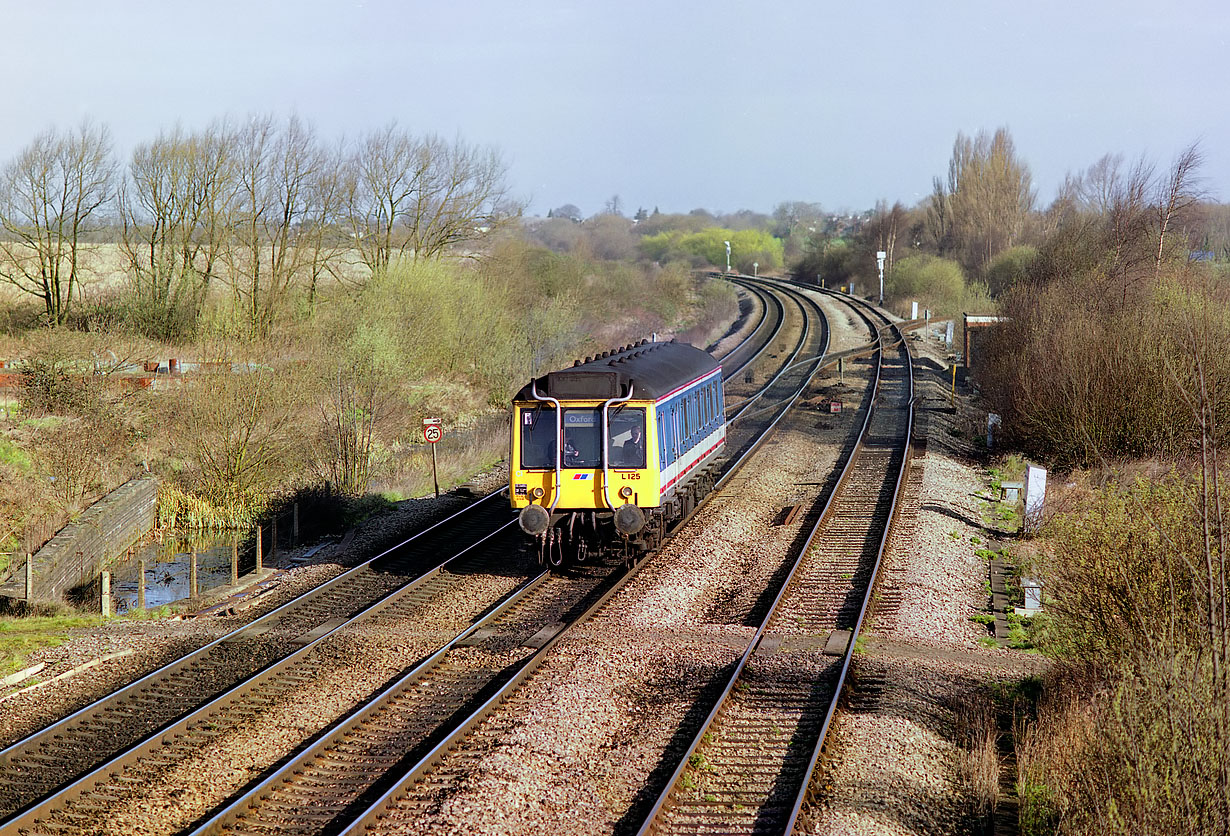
911 301 918 319
944 320 954 347
1025 464 1047 533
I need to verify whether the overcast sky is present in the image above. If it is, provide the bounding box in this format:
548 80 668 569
5 0 1227 217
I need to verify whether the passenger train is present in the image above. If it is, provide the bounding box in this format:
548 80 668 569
510 339 726 567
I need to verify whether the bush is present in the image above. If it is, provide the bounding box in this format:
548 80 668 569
1015 469 1230 834
981 267 1229 467
639 227 783 273
985 245 1037 297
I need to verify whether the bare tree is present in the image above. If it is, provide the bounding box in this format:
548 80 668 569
341 124 514 274
118 121 237 332
926 175 953 254
222 115 342 336
772 201 820 235
935 128 1035 275
869 200 906 277
0 121 116 323
1154 143 1205 281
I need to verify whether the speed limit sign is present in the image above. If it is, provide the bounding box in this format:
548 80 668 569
423 417 442 443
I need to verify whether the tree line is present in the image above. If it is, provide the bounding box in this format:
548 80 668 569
0 117 516 337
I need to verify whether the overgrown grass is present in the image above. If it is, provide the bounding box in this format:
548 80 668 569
1013 469 1230 833
158 485 256 530
0 612 105 678
950 689 1001 827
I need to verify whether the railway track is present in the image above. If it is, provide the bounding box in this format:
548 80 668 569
0 277 788 835
294 283 850 836
636 293 915 836
718 280 785 385
0 495 521 822
179 280 830 836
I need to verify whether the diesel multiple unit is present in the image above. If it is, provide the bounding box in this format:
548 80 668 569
510 339 726 567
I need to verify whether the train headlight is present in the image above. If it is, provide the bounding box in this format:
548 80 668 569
532 487 544 499
619 486 633 499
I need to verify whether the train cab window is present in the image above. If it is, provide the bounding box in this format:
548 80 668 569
519 405 557 469
608 407 646 468
562 408 601 468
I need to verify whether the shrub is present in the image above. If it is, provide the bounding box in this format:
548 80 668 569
1016 469 1230 833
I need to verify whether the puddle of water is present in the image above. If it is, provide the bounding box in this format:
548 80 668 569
109 531 252 613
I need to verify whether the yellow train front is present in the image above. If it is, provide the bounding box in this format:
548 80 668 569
510 339 726 567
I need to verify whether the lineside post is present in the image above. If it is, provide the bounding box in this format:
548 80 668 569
101 571 111 617
24 553 32 600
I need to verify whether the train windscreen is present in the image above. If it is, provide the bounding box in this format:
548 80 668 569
608 408 646 468
519 405 557 469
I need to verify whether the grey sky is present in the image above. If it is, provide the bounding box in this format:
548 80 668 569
5 0 1227 216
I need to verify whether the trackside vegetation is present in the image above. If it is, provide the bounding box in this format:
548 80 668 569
962 143 1230 833
0 246 733 554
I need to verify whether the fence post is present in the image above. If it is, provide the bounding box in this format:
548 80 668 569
101 571 111 617
25 553 32 600
255 526 263 573
190 550 198 597
138 557 146 610
231 538 239 586
271 517 278 566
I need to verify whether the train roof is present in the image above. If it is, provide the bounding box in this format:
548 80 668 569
514 339 720 402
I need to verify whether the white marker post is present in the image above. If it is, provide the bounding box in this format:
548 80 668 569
423 418 443 498
1025 464 1047 534
876 250 887 304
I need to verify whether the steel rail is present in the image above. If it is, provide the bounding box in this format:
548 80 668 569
635 288 914 836
718 279 785 383
783 297 915 834
722 286 826 429
0 490 507 766
0 516 524 832
634 289 886 835
184 559 556 836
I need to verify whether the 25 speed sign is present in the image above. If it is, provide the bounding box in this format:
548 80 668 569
423 417 442 444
